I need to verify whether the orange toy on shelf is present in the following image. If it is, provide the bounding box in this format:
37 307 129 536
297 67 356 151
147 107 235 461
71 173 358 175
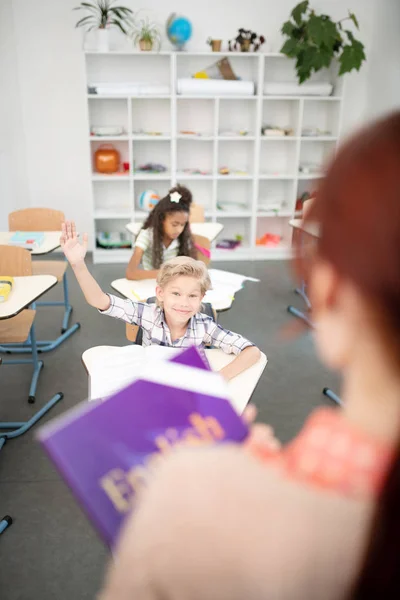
94 144 120 174
256 233 281 247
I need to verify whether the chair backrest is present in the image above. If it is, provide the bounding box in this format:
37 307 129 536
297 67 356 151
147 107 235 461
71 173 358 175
189 203 204 223
192 234 211 266
0 245 32 276
9 208 65 232
126 323 139 343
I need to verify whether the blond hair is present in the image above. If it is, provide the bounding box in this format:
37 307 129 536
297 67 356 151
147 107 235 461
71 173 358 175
156 256 211 300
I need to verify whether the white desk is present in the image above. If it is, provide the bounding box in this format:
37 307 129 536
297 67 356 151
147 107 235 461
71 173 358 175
0 231 62 255
0 275 57 320
82 345 267 414
289 219 320 238
126 221 224 243
111 278 234 312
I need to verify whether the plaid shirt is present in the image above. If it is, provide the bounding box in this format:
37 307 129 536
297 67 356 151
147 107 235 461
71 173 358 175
100 294 254 355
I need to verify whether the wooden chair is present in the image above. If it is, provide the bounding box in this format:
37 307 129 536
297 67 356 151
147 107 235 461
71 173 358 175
190 203 205 223
0 246 63 441
193 234 211 266
8 207 80 351
0 246 44 403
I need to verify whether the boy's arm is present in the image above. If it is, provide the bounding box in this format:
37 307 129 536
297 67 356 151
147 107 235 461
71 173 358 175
204 321 261 381
72 261 110 311
219 346 261 381
60 221 110 311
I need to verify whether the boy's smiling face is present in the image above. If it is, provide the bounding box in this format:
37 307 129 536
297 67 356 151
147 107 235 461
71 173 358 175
156 275 204 324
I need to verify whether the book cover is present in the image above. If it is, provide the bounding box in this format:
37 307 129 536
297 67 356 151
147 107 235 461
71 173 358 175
38 347 246 547
9 231 45 249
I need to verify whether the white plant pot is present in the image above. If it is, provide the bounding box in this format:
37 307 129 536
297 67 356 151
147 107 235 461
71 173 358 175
96 28 109 52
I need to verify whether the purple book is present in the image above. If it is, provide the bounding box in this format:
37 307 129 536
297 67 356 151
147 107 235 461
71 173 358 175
38 346 248 547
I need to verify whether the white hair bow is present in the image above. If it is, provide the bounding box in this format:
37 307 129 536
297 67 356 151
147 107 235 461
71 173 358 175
170 191 182 203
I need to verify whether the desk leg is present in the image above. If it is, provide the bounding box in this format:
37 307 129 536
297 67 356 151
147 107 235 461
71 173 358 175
0 280 81 354
323 387 343 407
0 515 12 536
0 392 63 439
287 278 343 407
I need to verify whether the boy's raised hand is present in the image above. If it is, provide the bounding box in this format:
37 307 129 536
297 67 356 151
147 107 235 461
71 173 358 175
60 221 88 266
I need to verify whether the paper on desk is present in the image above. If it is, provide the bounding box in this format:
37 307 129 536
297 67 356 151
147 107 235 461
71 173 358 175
90 345 182 400
209 269 260 293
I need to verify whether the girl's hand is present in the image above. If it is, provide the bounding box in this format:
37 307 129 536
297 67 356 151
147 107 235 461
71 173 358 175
60 221 88 266
242 404 281 454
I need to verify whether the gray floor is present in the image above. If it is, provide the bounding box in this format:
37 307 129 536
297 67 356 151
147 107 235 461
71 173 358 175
0 257 339 600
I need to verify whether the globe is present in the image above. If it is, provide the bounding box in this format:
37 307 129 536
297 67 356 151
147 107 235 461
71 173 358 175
166 13 192 50
138 190 160 212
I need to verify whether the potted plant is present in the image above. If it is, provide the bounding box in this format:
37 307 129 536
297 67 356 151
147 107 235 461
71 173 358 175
74 0 134 52
131 17 161 51
280 1 366 83
206 37 222 52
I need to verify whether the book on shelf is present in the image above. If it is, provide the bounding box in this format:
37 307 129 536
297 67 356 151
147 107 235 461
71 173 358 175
38 346 248 547
9 231 45 250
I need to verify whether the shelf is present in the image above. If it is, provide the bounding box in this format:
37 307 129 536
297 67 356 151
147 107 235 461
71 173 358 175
176 173 214 180
264 95 342 101
215 211 252 218
93 248 132 263
132 135 171 141
300 136 337 142
259 174 295 180
94 210 132 219
85 50 284 58
217 136 255 141
177 95 257 100
256 210 293 218
90 135 130 141
260 136 298 141
86 51 342 263
92 173 130 181
133 172 171 180
216 174 253 180
177 135 214 141
87 94 171 100
298 173 325 179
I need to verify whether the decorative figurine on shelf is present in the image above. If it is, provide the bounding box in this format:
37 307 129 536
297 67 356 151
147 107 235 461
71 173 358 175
228 29 265 52
138 190 160 211
166 13 192 50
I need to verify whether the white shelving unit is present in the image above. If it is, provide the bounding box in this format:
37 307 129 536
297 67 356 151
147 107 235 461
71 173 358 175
84 51 344 264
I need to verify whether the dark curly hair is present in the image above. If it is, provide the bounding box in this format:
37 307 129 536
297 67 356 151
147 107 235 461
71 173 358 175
141 185 197 269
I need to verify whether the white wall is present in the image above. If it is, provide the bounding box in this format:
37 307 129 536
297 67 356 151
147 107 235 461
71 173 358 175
1 0 398 245
0 0 29 229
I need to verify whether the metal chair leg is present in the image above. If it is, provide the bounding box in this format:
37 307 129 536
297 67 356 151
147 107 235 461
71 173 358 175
0 515 12 535
323 387 343 407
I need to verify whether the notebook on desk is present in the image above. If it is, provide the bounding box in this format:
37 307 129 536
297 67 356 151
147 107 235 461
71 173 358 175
9 231 45 250
38 346 248 547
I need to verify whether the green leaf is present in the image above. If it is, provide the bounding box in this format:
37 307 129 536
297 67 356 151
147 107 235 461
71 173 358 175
308 14 338 49
109 18 128 35
280 38 299 57
338 39 366 75
111 6 134 14
349 11 359 29
281 20 295 36
291 1 309 26
75 15 96 28
345 29 354 42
